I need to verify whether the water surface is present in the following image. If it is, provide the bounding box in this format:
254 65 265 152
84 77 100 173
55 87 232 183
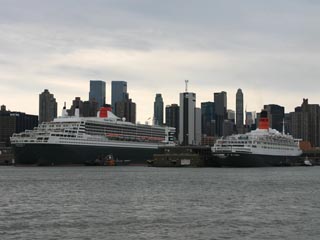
0 166 319 239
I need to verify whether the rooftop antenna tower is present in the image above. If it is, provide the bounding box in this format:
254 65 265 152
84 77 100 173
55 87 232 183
185 80 189 92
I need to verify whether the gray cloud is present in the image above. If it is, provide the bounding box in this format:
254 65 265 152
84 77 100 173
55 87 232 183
1 0 320 120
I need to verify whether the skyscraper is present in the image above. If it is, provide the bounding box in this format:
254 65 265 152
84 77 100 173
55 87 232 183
115 98 136 124
112 81 136 123
83 100 99 117
179 92 196 145
287 99 320 147
201 101 215 136
39 89 57 123
214 91 227 136
67 97 83 116
245 111 256 130
227 109 235 122
236 88 244 133
153 94 164 125
165 104 179 139
195 107 202 145
263 104 285 132
89 80 106 108
111 81 128 112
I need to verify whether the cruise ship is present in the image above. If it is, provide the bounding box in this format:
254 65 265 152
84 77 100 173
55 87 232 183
211 110 302 167
10 106 176 165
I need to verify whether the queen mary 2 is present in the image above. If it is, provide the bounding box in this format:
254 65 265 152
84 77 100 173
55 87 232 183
10 106 176 165
211 110 302 167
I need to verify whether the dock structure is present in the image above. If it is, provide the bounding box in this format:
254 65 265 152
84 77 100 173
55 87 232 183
147 145 320 167
300 149 320 166
0 142 14 165
147 145 220 167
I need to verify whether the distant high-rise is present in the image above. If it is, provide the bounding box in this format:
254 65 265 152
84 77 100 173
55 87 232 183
201 102 215 136
89 80 106 108
39 89 57 123
165 104 179 139
67 97 83 116
83 100 99 117
195 107 202 145
245 111 256 130
111 81 128 112
263 104 285 132
179 92 196 145
0 105 38 146
214 91 227 136
227 109 235 122
223 120 234 137
287 99 320 147
115 98 136 124
236 89 244 133
153 94 164 125
113 82 136 123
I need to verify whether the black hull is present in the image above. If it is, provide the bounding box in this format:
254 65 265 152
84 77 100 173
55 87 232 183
12 144 159 166
214 153 300 167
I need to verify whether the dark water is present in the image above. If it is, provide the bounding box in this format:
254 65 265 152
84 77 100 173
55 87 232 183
1 166 320 240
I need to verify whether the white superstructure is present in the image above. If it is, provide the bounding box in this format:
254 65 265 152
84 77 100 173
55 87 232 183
11 109 176 149
212 127 302 157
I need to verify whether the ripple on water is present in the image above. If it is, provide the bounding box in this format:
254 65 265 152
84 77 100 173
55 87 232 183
0 166 320 240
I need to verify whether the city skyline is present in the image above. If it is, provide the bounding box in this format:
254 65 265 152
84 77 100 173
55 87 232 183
1 1 320 122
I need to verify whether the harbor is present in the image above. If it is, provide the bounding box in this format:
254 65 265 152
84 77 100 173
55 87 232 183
2 143 320 167
147 145 320 167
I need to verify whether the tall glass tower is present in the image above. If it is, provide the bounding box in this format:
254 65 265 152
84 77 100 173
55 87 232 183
111 81 128 112
153 94 164 125
201 101 215 136
214 91 227 136
166 104 179 139
89 80 106 108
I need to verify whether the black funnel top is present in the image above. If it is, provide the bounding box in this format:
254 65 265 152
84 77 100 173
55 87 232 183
260 110 268 118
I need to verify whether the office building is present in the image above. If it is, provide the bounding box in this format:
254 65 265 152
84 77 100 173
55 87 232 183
165 104 179 139
201 102 215 136
195 107 202 145
39 89 57 123
113 82 136 123
245 111 256 131
287 99 320 147
115 98 136 124
236 89 244 133
67 97 83 116
83 100 99 117
89 80 106 108
0 105 38 146
153 94 164 125
179 92 196 145
214 91 227 136
223 120 234 137
263 104 285 132
227 109 235 122
111 81 128 112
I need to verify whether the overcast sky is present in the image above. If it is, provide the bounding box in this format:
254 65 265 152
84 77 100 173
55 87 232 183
1 0 320 122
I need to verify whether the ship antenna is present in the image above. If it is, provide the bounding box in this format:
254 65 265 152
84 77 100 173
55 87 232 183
282 119 285 135
185 80 189 92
